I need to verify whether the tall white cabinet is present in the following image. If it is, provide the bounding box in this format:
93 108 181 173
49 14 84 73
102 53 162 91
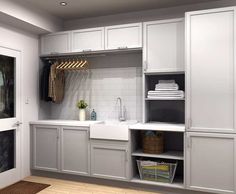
186 7 236 194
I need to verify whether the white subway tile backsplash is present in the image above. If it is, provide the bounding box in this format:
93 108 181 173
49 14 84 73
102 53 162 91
47 53 142 121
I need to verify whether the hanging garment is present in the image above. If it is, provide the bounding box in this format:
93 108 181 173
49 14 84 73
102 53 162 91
48 63 65 103
40 63 52 102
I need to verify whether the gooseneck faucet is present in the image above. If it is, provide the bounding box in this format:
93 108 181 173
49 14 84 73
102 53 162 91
116 97 126 121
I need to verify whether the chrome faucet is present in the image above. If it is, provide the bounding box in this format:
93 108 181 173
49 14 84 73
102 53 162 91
116 97 126 121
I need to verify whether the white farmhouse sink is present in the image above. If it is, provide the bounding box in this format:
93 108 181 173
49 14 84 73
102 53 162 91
90 120 137 141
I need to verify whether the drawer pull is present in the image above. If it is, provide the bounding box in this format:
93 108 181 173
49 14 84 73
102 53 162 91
117 46 128 50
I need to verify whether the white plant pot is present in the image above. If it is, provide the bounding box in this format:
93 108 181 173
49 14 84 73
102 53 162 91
79 109 86 121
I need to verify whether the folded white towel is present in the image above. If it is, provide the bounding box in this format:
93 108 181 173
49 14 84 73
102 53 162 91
147 96 184 99
158 80 176 84
148 90 184 95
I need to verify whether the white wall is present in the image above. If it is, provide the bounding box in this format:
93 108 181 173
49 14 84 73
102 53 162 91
45 53 142 121
0 22 39 178
0 0 63 34
64 0 236 30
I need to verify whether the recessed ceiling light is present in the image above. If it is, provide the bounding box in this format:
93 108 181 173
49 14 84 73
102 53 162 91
60 2 67 6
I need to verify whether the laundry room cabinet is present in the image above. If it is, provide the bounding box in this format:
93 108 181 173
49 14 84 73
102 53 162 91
32 125 60 172
41 31 71 55
31 124 90 175
105 23 142 50
90 140 130 181
143 18 184 73
71 27 105 52
61 126 90 175
185 6 236 194
186 7 236 134
186 132 236 194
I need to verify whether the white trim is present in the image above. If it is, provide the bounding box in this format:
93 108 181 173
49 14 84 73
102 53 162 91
0 46 22 188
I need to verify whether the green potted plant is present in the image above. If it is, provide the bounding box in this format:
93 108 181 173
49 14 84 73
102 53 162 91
76 100 88 121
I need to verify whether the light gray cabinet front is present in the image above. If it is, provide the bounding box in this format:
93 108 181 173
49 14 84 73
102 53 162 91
61 127 89 175
186 7 236 133
32 125 60 172
91 141 129 180
186 132 236 194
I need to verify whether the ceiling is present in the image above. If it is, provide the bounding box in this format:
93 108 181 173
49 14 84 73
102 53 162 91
15 0 219 20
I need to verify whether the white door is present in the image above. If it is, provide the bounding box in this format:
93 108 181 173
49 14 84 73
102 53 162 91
186 7 236 133
186 132 236 194
0 46 21 188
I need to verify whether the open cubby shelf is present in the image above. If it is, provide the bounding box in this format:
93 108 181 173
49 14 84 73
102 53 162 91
136 72 185 186
132 150 184 160
131 155 184 188
144 73 185 124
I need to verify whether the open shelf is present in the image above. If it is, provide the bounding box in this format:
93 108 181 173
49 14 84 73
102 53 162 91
131 176 184 189
145 98 185 101
132 150 184 160
130 122 185 132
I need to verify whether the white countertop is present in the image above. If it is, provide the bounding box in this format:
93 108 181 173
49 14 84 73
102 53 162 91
29 120 103 127
129 122 185 132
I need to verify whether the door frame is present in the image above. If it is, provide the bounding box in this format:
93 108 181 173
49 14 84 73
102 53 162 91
0 45 22 188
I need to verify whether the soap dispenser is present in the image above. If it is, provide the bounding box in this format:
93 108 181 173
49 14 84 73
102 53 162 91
91 109 97 121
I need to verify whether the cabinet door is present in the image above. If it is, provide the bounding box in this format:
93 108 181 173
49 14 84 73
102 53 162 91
61 127 89 175
91 141 129 180
186 7 236 133
32 125 60 172
71 27 104 52
41 32 71 55
186 132 236 194
105 23 142 50
143 19 184 73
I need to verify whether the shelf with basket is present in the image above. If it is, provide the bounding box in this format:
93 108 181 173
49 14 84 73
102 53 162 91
132 150 184 160
130 129 184 186
131 176 184 189
131 156 184 188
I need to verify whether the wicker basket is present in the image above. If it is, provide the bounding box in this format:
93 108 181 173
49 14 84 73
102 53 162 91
142 131 164 154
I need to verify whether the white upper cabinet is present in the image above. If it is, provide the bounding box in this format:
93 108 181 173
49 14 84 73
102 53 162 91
71 27 105 52
143 19 184 73
105 23 142 50
186 132 236 194
186 7 236 133
41 31 71 55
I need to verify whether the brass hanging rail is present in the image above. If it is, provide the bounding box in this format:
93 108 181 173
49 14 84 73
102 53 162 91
56 58 89 71
44 57 89 71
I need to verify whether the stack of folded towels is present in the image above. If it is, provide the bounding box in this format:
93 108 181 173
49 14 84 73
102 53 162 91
147 80 184 99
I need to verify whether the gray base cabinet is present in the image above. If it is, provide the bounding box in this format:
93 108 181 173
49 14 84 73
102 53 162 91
32 125 60 172
61 127 89 175
91 140 130 181
32 125 90 175
186 132 236 194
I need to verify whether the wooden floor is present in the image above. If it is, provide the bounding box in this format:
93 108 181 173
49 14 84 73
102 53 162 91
24 176 160 194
